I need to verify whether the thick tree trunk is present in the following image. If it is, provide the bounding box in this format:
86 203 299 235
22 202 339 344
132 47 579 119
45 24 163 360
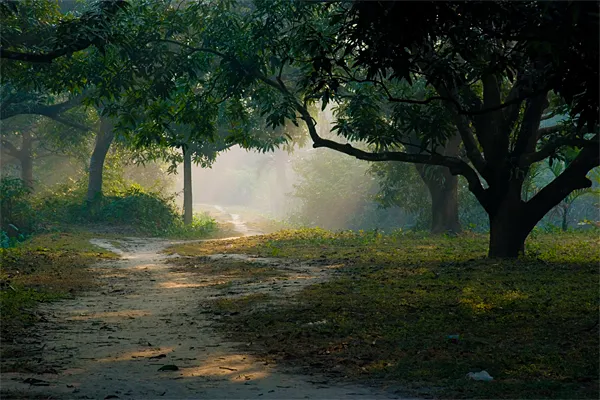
86 118 115 203
183 146 193 226
488 214 529 258
487 187 533 258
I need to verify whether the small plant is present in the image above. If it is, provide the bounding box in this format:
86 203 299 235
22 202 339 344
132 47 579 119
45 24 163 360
165 212 218 238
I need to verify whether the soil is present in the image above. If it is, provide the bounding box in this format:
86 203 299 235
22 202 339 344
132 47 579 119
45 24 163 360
0 207 410 400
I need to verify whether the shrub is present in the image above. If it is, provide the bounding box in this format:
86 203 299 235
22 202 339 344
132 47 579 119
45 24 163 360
0 178 36 237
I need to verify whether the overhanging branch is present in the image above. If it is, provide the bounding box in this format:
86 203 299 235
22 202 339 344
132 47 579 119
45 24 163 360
520 136 600 166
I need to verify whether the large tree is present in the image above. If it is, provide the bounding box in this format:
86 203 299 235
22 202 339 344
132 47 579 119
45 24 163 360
171 0 596 257
304 1 600 257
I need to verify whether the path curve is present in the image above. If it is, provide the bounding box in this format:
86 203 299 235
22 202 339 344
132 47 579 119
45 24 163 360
2 237 407 400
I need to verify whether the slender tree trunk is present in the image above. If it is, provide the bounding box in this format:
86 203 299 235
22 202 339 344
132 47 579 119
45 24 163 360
561 206 569 232
20 131 34 190
183 146 193 225
86 118 115 203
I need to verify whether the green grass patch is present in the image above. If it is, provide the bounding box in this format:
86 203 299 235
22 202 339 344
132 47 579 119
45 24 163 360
213 293 272 314
0 232 118 342
179 228 599 399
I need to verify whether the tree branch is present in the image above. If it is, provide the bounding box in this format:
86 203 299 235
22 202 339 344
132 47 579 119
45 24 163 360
38 112 93 132
0 1 128 63
525 144 599 226
0 138 21 157
502 78 523 133
537 125 564 137
513 91 549 156
1 94 84 120
520 136 599 166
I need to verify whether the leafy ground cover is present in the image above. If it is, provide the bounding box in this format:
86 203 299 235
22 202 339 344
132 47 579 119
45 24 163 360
169 228 600 399
0 232 118 343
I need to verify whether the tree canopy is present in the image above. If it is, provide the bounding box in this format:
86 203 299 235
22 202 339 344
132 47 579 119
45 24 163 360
1 0 597 257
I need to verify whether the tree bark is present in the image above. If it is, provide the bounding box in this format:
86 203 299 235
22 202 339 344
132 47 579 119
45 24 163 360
20 150 34 190
412 132 462 234
426 171 461 234
487 185 532 258
20 131 34 190
86 118 115 203
183 145 193 225
488 213 529 258
561 206 569 232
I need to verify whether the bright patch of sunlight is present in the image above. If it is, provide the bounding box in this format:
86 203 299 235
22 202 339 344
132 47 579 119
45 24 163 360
131 264 162 270
179 353 270 381
67 310 151 321
502 290 529 301
459 298 493 313
159 280 219 288
324 264 345 269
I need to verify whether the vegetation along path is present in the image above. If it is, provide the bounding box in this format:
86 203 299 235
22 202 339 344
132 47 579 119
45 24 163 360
2 232 405 399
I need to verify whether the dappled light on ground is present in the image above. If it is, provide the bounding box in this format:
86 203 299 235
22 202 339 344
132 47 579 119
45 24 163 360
67 309 152 321
159 280 218 289
180 353 270 382
1 235 398 399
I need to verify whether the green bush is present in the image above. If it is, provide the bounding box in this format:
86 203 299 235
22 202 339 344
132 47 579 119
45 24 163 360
95 184 180 234
165 212 218 238
1 177 217 238
0 178 36 238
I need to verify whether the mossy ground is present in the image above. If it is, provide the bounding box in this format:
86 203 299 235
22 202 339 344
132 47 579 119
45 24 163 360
0 231 118 342
169 228 600 399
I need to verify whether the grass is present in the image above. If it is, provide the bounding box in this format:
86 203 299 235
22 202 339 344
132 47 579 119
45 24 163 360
214 293 272 314
170 258 287 281
0 231 118 343
170 228 600 399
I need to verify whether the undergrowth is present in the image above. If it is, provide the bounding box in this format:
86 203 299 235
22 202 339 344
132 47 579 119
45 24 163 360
1 177 217 240
171 228 600 399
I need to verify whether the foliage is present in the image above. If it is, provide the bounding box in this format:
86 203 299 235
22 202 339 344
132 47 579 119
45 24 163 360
2 0 597 257
1 172 215 239
0 177 35 236
171 229 599 399
36 180 216 237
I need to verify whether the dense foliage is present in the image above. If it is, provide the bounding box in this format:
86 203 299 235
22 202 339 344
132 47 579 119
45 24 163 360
1 1 598 254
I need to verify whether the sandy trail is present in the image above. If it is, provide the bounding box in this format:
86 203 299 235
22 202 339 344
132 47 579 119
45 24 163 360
2 233 406 399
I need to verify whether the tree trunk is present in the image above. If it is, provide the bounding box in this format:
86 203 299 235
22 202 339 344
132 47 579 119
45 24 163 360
487 187 532 258
561 206 569 232
410 131 462 234
20 131 34 190
428 173 461 234
415 165 462 234
183 146 193 226
86 118 115 203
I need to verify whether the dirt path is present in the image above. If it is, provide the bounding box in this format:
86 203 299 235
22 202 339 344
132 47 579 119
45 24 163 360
2 235 408 399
